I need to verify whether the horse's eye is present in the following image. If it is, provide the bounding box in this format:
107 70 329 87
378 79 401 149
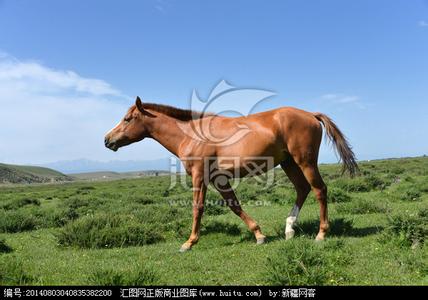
124 117 132 123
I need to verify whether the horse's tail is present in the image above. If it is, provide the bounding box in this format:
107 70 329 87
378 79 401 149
313 113 359 177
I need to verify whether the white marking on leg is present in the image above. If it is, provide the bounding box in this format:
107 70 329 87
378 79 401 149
285 204 300 240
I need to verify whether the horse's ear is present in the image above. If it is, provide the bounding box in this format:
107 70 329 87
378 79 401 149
135 96 145 113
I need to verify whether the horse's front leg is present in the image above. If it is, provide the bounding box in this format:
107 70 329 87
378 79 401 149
179 172 207 252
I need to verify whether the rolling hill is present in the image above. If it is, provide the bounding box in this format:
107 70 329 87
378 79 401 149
0 163 72 184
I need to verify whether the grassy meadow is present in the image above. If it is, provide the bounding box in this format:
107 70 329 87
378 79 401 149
0 157 427 285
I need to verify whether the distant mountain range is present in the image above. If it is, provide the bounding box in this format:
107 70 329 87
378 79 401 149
38 158 173 174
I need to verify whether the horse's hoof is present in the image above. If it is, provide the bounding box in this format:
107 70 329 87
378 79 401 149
256 237 266 245
285 229 295 240
179 244 192 253
315 235 325 242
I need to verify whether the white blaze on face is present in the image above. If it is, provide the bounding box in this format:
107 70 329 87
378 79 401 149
106 120 122 137
285 204 300 240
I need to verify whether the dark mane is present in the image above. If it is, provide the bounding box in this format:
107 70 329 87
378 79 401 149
142 103 213 121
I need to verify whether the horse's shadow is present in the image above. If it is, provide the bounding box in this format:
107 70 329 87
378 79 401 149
294 218 383 238
201 220 242 236
239 217 383 243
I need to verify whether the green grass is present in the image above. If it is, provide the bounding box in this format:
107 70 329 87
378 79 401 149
89 264 158 286
265 239 352 285
0 156 427 285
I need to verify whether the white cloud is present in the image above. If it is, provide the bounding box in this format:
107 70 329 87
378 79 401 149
0 54 121 96
154 0 167 13
155 5 165 12
321 93 360 103
0 53 168 165
320 93 338 100
320 93 366 109
419 20 428 27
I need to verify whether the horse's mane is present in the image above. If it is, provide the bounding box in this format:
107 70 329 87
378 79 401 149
141 103 213 121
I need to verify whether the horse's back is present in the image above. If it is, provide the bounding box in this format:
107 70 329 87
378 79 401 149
238 106 324 163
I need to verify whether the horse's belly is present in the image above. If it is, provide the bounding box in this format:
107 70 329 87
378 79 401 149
216 137 285 167
211 124 286 178
215 144 285 178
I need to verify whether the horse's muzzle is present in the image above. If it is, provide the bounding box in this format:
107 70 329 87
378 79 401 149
104 137 119 152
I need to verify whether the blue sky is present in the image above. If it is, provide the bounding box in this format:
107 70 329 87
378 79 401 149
0 0 427 165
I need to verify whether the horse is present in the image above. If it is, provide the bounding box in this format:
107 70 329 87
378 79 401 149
105 96 358 252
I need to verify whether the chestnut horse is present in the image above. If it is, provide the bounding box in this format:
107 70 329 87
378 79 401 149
105 97 358 252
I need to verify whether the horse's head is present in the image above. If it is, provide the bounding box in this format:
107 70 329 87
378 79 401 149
104 96 149 151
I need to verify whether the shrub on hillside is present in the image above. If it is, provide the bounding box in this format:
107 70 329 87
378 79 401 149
235 184 259 202
75 186 96 195
204 192 229 216
0 238 13 253
0 198 40 210
336 197 390 215
0 256 35 284
134 205 192 239
328 187 351 203
0 209 38 233
57 213 164 248
52 207 80 227
332 175 390 192
400 188 421 202
383 209 428 248
388 180 427 202
204 201 229 216
261 187 296 205
133 196 155 205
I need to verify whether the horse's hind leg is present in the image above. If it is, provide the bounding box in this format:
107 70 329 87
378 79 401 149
298 163 329 241
280 157 311 240
213 179 266 244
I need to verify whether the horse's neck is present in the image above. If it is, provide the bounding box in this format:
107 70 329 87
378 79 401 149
146 112 187 157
